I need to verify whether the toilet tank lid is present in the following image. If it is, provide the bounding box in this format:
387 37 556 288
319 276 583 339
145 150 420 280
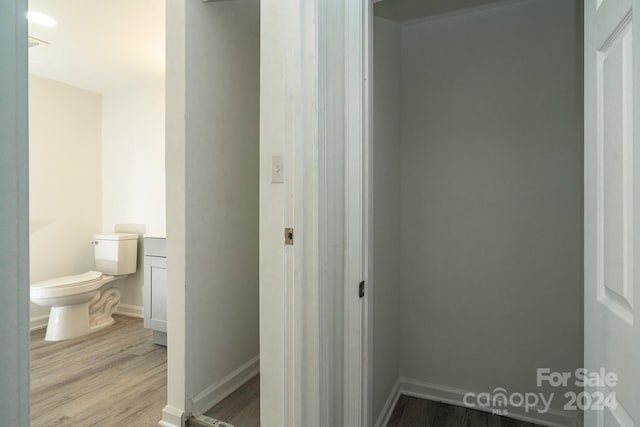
94 233 138 241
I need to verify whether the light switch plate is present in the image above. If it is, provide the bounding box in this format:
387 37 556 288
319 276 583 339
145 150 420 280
271 155 284 184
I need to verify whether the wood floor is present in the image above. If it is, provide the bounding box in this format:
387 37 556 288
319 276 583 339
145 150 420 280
34 318 539 427
197 374 260 427
388 396 543 427
31 315 167 427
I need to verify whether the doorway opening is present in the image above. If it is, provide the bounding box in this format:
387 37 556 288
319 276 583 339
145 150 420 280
165 0 261 426
368 0 584 426
27 0 168 424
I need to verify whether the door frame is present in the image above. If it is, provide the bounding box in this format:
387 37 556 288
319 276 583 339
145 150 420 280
343 0 371 425
0 0 30 424
284 0 371 424
317 0 371 424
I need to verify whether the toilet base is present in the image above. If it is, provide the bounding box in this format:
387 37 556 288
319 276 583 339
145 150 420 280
44 286 122 341
46 304 91 341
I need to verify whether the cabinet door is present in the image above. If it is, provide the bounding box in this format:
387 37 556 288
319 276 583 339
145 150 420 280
144 256 167 332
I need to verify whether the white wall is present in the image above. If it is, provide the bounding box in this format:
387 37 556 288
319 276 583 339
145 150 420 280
163 0 186 423
29 75 103 324
372 17 402 423
102 85 166 236
102 84 166 311
184 0 260 415
396 0 583 413
259 0 287 424
28 76 165 324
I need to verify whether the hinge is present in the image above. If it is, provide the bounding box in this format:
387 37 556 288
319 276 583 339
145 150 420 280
284 228 294 245
359 281 365 298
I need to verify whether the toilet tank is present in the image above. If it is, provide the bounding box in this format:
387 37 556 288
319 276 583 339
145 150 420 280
93 233 138 275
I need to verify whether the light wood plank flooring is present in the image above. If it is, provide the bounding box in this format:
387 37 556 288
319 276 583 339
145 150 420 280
388 395 543 427
197 374 260 427
31 315 167 427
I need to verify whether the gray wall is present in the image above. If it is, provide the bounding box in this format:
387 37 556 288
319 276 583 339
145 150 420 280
0 0 30 424
372 17 402 422
184 0 260 409
398 0 583 408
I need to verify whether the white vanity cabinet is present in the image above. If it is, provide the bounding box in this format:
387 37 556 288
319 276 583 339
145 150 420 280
143 236 167 346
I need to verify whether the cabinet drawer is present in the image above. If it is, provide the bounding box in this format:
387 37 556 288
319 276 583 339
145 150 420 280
144 237 166 257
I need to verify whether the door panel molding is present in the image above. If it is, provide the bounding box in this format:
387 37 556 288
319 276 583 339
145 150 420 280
595 10 635 325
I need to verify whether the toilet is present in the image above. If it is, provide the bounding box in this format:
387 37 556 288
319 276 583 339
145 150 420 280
31 233 138 341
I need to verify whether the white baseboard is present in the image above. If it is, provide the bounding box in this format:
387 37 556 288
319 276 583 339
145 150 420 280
116 304 144 318
374 379 401 427
159 405 185 427
374 377 579 427
30 314 49 331
187 355 260 417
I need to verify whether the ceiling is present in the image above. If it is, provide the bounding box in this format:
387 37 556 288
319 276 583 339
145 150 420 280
28 0 165 94
374 0 507 21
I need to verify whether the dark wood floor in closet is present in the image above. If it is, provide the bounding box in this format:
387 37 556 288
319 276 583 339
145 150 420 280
31 315 167 427
388 395 543 427
193 374 260 427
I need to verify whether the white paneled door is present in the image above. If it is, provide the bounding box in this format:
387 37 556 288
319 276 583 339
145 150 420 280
585 0 640 425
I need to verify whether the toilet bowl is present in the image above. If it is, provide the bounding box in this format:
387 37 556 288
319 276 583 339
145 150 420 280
31 271 125 341
31 233 138 341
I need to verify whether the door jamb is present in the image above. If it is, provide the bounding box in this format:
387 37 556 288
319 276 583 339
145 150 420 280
343 0 370 425
269 0 371 423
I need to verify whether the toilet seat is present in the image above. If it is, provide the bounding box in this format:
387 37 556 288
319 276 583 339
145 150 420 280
31 271 114 299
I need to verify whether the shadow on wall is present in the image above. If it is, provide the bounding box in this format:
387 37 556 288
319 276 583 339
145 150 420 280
112 223 147 317
29 219 54 234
